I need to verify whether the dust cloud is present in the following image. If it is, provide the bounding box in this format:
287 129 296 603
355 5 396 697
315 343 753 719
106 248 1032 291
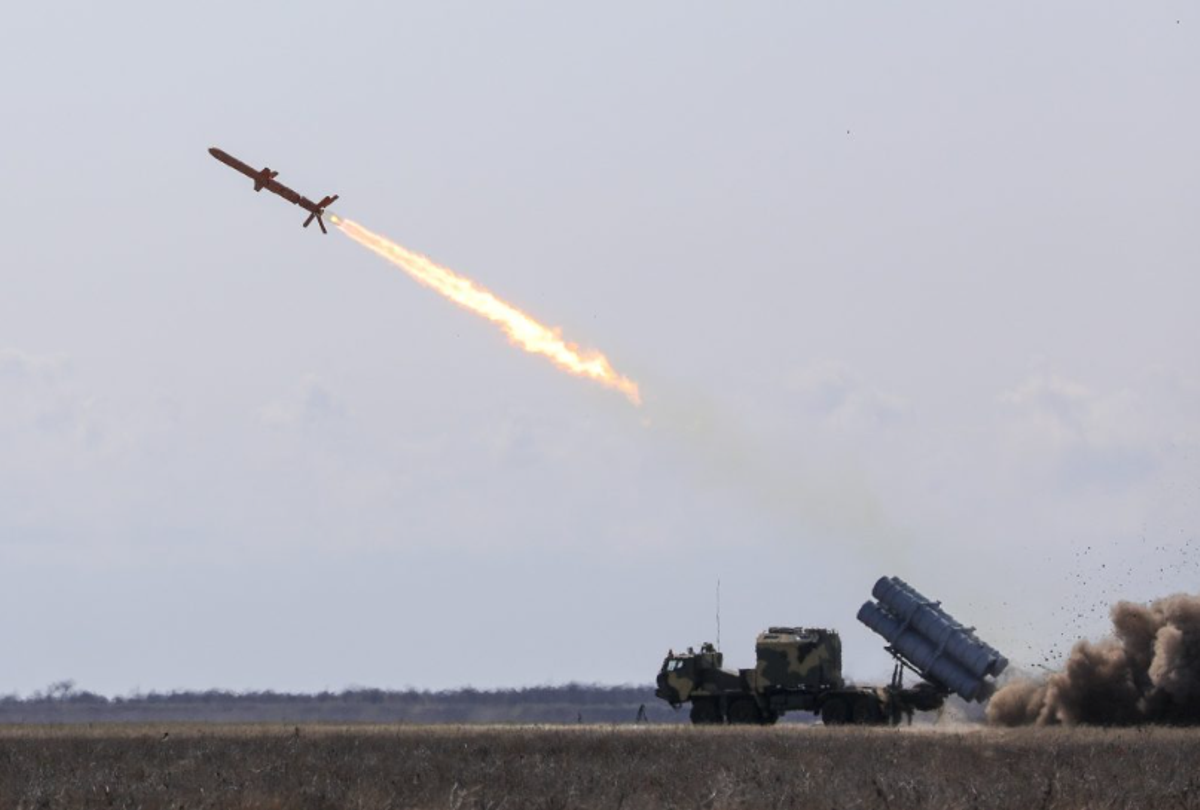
988 594 1200 725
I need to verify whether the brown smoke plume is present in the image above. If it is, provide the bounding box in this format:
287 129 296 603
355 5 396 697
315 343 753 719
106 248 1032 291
988 594 1200 726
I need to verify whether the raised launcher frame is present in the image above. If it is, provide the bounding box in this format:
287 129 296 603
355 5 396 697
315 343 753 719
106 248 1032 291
857 576 1009 704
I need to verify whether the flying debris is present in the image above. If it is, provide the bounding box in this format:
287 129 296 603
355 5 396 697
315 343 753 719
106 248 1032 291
208 147 338 233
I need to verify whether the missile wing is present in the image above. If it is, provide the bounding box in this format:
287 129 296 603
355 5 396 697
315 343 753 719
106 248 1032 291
208 147 339 234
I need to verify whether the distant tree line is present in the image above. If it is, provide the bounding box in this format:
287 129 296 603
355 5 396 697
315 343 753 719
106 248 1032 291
0 681 689 725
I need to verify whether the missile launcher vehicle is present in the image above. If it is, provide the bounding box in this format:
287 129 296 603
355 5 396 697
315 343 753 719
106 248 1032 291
655 576 1006 725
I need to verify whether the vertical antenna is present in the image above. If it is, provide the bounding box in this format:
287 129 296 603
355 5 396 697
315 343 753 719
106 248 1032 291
716 578 721 651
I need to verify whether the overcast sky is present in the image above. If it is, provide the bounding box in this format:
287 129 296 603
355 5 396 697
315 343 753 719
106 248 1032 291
1 2 1197 696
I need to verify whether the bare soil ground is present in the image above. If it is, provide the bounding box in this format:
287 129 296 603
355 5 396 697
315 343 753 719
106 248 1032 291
1 723 1197 809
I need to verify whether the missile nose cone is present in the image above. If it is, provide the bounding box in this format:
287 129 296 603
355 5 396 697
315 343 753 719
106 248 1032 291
208 147 220 157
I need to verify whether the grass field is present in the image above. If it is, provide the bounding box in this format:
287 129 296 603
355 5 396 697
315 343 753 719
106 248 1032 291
2 723 1197 809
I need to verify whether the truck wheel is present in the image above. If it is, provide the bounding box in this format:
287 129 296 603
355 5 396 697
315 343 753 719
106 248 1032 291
851 696 884 725
820 698 849 726
726 698 761 725
690 699 720 725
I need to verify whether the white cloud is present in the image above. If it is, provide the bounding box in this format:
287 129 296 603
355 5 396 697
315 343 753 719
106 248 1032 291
0 347 105 449
257 375 347 430
787 361 908 432
0 348 69 381
1000 371 1197 489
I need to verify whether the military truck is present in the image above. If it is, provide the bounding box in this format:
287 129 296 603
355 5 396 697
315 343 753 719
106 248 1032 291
655 576 1007 725
656 629 943 725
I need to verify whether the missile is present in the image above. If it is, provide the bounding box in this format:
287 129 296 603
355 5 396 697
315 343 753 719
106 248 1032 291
208 147 338 234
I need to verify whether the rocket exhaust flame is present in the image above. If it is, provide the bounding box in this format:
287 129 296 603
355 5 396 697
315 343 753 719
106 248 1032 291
329 215 641 405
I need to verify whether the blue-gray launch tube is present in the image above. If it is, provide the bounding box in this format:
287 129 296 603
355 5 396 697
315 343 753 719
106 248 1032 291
856 601 994 702
871 577 1008 679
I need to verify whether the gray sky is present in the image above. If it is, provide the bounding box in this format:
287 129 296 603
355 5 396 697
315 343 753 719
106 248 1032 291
1 1 1197 695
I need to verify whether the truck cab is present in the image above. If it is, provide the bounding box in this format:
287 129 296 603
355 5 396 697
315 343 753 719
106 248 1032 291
655 643 724 707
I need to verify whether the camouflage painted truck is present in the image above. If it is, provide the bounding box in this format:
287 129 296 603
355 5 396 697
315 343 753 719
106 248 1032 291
655 576 1008 725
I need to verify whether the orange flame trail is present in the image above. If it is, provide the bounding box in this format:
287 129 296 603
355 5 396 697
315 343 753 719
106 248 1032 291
329 215 641 405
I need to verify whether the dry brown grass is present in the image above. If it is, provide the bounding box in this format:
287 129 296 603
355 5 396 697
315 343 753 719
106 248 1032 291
1 723 1197 809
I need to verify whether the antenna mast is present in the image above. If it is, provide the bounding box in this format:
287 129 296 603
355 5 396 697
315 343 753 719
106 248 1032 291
716 578 721 651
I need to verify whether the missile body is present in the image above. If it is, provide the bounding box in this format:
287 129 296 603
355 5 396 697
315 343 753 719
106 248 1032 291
208 147 338 233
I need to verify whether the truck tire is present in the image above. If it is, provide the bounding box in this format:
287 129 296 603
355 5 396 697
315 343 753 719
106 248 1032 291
820 697 849 726
851 695 884 725
726 698 761 725
690 698 721 725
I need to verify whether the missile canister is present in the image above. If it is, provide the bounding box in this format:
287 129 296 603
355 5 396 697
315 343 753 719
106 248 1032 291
871 576 1009 678
856 601 994 702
